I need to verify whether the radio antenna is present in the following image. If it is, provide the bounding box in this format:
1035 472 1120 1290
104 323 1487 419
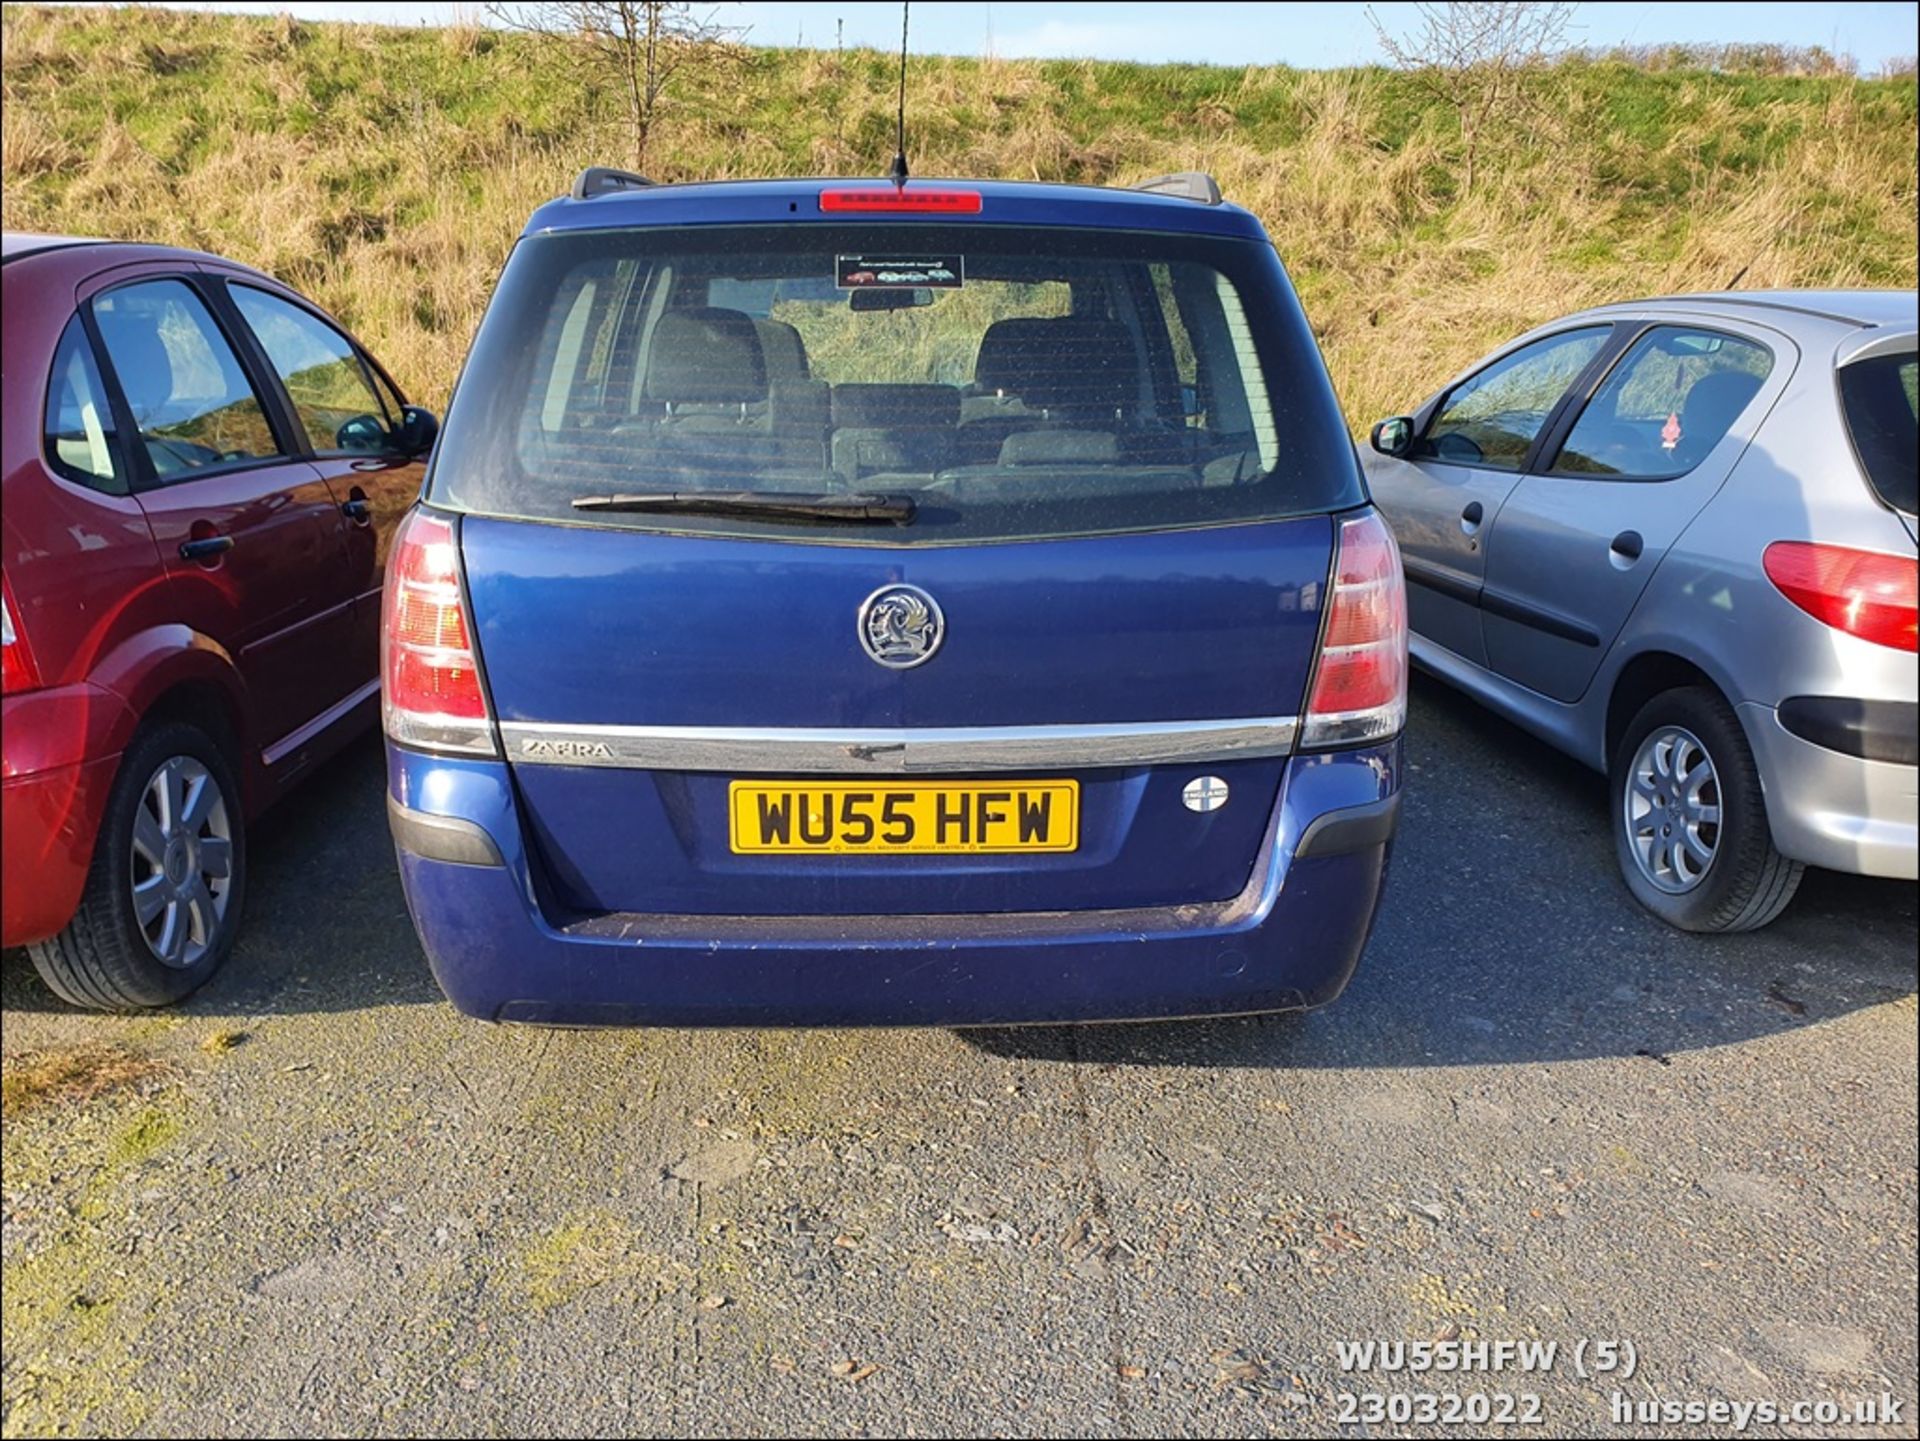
887 2 911 184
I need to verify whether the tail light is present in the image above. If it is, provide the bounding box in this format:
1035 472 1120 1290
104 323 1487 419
1 574 42 696
382 508 498 754
1302 510 1408 748
1763 542 1917 653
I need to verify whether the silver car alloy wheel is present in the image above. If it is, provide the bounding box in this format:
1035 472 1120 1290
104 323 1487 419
128 755 234 968
1624 724 1722 895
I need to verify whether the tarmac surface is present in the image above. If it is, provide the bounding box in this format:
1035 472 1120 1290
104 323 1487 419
3 675 1914 1437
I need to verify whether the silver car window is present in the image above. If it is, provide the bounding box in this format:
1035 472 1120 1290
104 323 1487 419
1421 326 1611 471
1551 325 1773 480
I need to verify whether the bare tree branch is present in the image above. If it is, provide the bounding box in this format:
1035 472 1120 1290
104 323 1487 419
1368 2 1576 194
486 2 749 172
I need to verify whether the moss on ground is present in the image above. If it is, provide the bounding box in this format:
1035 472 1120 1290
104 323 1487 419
1 1093 190 1436
515 1210 682 1312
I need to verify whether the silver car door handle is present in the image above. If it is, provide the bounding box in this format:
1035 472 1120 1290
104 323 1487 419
1460 501 1484 534
1610 529 1644 564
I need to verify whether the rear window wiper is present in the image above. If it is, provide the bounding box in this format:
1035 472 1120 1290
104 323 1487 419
571 490 916 525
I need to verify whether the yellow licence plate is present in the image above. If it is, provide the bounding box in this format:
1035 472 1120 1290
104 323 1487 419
728 780 1079 854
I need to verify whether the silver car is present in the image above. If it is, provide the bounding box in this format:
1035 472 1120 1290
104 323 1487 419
1365 290 1917 931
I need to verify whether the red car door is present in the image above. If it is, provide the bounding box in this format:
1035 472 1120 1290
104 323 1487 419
85 272 360 762
221 278 427 683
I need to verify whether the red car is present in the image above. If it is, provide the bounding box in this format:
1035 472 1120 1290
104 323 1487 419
1 234 430 1008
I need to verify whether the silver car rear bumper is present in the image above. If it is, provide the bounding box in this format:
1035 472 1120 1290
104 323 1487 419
1741 702 1919 880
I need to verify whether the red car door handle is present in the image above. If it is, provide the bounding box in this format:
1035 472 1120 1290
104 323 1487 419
179 535 235 562
342 498 371 523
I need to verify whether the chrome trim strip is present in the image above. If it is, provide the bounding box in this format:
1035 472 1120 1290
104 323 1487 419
265 678 379 768
384 706 503 758
498 717 1299 774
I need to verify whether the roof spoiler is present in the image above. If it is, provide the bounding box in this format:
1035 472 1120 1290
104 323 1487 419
571 166 655 201
1132 171 1223 205
1837 327 1918 368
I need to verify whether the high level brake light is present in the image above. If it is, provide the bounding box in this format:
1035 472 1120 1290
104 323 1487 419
819 188 982 214
382 508 498 754
1302 510 1408 748
1763 541 1918 653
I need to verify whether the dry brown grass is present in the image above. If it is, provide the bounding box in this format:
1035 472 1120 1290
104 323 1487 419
0 1043 177 1121
2 3 1913 428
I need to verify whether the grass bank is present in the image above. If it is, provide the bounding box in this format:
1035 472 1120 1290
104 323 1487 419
3 4 1914 426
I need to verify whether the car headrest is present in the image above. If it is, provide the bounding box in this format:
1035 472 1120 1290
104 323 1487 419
1680 370 1762 441
999 429 1120 466
95 311 175 422
831 383 962 430
971 317 1138 414
1029 319 1136 413
643 307 766 404
755 318 811 381
972 317 1062 397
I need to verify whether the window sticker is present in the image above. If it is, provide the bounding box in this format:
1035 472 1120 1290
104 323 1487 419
836 254 964 289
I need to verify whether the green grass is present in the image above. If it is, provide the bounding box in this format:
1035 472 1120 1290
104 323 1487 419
3 3 1914 427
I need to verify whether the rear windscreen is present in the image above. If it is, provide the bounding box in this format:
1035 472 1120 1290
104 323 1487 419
428 224 1362 543
1839 351 1917 516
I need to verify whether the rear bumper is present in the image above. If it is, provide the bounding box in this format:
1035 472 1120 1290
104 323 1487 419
387 740 1401 1026
2 760 119 947
4 683 140 946
1741 702 1918 880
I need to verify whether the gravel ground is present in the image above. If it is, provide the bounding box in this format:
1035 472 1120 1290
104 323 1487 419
3 675 1915 1439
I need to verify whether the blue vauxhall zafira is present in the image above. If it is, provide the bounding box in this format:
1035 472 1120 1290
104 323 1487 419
383 170 1408 1026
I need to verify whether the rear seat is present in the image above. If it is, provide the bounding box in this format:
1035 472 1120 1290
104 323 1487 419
955 316 1143 466
634 307 768 429
939 424 1196 503
997 430 1121 466
955 317 1054 464
754 318 812 381
769 378 830 473
830 383 962 483
593 306 1195 493
758 313 830 473
940 463 1201 505
613 306 830 484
